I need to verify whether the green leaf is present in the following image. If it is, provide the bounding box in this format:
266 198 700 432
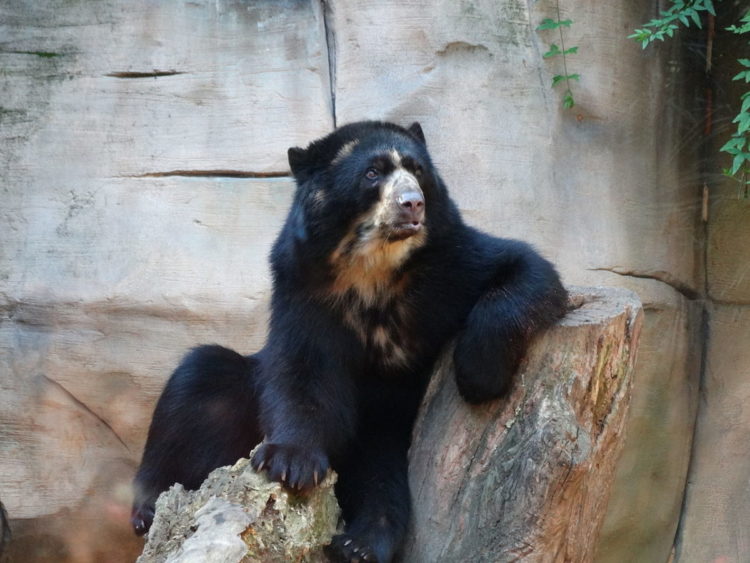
567 73 581 81
543 44 562 58
537 18 560 31
720 136 746 153
689 8 702 28
563 46 579 55
563 90 575 109
628 29 649 40
731 153 746 175
739 59 750 67
552 75 566 87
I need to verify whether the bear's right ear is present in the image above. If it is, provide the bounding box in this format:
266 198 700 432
407 122 426 146
287 147 308 178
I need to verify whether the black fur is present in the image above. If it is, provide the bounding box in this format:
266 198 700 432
131 121 568 562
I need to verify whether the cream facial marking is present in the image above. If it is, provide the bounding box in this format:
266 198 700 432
312 188 326 207
332 140 360 165
326 150 426 305
372 168 421 230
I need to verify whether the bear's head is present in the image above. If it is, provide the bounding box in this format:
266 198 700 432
278 121 455 303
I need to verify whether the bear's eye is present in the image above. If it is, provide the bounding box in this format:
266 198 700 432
414 166 423 179
365 168 379 181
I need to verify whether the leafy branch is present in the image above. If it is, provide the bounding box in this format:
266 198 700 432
632 3 750 190
720 14 750 188
537 2 579 109
629 0 717 48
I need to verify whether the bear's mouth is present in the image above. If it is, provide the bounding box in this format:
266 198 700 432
387 222 423 241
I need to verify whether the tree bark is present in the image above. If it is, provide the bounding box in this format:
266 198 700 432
402 286 643 562
137 456 340 563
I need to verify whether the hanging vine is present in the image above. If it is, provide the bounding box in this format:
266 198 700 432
537 1 579 109
630 1 750 191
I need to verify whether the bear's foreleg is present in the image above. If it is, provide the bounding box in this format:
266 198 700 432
251 344 359 493
326 429 412 563
453 240 567 404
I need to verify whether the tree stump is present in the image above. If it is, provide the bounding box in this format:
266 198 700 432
402 286 642 562
136 455 340 563
136 287 641 562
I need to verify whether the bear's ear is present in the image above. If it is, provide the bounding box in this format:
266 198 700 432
287 147 308 178
407 122 426 146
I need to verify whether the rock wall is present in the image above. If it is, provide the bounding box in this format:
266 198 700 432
0 1 711 561
675 6 750 561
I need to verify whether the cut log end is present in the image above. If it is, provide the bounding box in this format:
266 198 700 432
404 286 643 562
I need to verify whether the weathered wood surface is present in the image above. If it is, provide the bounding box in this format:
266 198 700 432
137 456 339 563
403 286 643 562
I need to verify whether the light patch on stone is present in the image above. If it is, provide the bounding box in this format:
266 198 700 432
332 140 360 165
163 498 251 563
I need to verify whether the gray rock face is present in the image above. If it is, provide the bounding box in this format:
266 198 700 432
0 0 727 561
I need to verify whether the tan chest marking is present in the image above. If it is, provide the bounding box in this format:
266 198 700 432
330 233 423 306
343 312 412 368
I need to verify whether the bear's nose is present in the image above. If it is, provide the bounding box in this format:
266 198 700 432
398 191 425 224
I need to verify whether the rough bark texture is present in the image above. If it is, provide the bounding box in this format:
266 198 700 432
403 287 643 562
138 455 339 563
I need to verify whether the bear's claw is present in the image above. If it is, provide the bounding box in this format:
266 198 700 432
325 533 379 562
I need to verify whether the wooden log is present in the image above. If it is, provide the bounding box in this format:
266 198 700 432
402 286 643 562
137 454 340 563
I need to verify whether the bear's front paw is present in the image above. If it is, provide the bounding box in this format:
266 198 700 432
453 335 520 404
325 533 380 562
251 442 329 493
130 503 155 536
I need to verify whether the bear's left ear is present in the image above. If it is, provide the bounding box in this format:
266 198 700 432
407 122 426 146
287 147 308 178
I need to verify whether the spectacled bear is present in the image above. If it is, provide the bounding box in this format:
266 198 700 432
131 121 568 562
